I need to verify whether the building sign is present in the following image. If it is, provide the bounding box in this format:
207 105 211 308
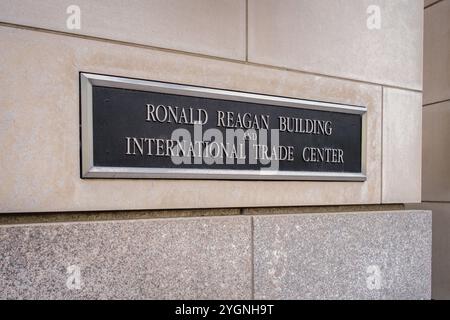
80 73 366 181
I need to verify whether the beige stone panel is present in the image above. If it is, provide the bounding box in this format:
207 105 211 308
248 0 423 90
0 26 381 213
422 101 450 201
408 202 450 300
382 88 422 203
423 0 450 104
0 0 246 60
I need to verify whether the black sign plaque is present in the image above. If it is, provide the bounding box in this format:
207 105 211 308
80 73 366 181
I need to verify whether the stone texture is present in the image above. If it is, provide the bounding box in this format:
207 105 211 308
243 204 404 215
0 26 382 213
382 88 422 203
0 0 246 60
422 101 450 201
253 210 431 300
424 0 442 7
408 202 450 300
248 0 423 90
0 216 252 299
0 210 432 300
0 208 241 225
424 0 450 104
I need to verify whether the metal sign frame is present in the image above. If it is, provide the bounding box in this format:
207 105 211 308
80 72 367 181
